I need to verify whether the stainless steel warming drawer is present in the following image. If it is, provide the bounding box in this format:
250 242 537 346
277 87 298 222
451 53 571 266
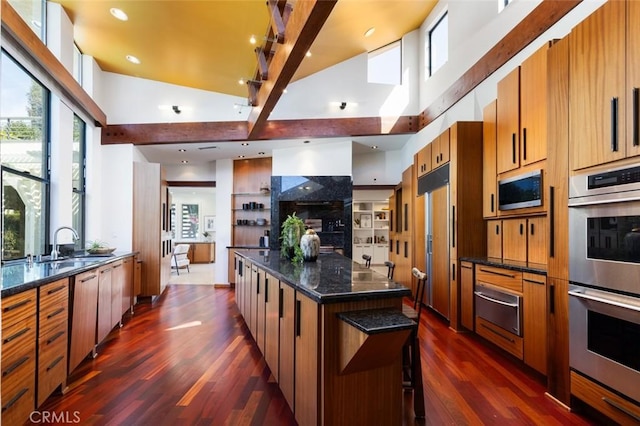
474 283 522 336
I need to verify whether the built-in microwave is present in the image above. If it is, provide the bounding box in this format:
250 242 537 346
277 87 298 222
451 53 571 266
498 169 542 211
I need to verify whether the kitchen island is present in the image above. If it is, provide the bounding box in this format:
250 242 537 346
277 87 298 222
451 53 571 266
233 250 413 426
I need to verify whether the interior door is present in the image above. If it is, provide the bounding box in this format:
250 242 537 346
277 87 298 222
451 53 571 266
430 184 450 319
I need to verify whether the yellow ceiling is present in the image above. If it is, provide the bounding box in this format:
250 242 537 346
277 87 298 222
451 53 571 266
54 0 436 98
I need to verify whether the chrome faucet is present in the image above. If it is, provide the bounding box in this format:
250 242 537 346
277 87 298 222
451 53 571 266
51 226 79 260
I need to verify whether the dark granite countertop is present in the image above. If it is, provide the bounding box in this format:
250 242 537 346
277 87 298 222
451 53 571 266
460 257 547 275
337 308 416 335
235 250 411 304
1 251 137 298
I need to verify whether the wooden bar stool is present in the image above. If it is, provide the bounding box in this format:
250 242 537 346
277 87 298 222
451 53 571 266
402 267 427 419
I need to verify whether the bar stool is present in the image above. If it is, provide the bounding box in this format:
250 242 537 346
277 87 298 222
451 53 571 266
384 260 395 280
402 267 427 419
362 254 372 268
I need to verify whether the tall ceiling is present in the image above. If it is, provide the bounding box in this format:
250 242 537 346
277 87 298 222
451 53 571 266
54 0 437 98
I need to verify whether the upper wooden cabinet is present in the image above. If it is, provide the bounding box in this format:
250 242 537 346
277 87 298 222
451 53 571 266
415 143 432 178
483 100 498 218
569 0 640 170
432 128 450 169
497 43 549 174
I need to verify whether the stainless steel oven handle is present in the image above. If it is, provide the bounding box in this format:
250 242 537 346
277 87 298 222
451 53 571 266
568 193 640 207
474 291 519 308
569 289 640 313
602 397 640 422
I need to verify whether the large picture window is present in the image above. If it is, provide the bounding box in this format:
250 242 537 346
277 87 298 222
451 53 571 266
1 50 50 260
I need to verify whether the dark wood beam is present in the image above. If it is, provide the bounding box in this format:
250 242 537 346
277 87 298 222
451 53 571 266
167 181 216 188
246 0 337 138
101 121 248 145
268 0 289 43
255 47 269 80
101 116 417 145
1 0 107 127
418 0 582 129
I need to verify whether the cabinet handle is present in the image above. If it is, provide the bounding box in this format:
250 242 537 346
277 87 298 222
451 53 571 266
3 327 30 344
1 387 28 412
522 128 527 161
480 322 515 343
100 268 112 274
404 203 408 232
439 153 443 162
295 299 301 337
264 278 269 303
2 355 29 377
396 240 399 255
479 268 515 279
256 274 260 295
3 298 31 313
611 97 619 152
530 223 535 235
634 88 640 147
512 133 516 164
549 186 555 257
491 193 495 213
47 355 64 372
404 241 408 258
46 330 65 345
47 285 66 295
278 288 283 318
496 224 500 235
452 263 456 281
389 239 393 253
519 223 524 235
80 274 97 282
549 281 555 314
523 277 545 286
113 264 122 269
47 307 65 320
602 397 640 422
451 206 456 248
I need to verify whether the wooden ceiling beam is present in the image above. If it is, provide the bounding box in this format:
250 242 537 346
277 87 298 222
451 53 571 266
247 0 337 138
101 115 417 145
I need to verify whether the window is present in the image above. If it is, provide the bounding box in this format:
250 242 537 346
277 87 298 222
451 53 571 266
8 0 46 41
499 0 515 13
72 114 86 247
181 204 199 239
428 12 448 77
1 50 50 260
368 40 402 85
73 43 83 84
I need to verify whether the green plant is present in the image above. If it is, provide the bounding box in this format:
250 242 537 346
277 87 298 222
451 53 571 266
87 240 108 249
280 212 305 263
202 231 211 238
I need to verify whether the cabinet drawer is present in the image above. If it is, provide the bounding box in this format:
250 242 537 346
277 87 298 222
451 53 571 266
476 316 523 360
38 324 67 407
39 323 68 363
2 289 37 324
1 384 35 426
39 279 68 309
2 314 36 368
39 282 69 335
571 371 640 424
1 346 35 402
475 265 523 293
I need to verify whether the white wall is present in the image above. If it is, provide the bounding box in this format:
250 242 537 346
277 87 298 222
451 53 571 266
164 162 216 181
214 159 233 284
272 140 352 176
352 150 402 186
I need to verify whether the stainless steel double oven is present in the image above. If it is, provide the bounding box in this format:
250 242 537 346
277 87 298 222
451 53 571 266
568 163 640 406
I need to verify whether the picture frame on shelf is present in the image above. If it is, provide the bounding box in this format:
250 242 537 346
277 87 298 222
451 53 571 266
360 214 372 228
204 215 215 231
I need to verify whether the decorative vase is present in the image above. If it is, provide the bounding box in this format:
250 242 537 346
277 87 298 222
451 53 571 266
300 229 321 262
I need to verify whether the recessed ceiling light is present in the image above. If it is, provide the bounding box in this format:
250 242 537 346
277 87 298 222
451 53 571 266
126 55 140 64
258 152 265 155
238 78 245 85
178 149 186 152
110 8 128 21
306 51 312 57
181 160 188 164
283 88 288 94
303 140 310 144
238 155 245 158
249 35 256 44
241 143 249 146
371 145 378 149
364 27 375 37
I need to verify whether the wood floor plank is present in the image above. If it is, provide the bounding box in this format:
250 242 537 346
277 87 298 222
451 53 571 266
30 285 599 425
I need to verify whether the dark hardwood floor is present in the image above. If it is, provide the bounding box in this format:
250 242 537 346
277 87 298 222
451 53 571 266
32 285 597 425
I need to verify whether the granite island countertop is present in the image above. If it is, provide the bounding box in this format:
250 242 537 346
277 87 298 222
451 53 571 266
1 251 137 298
235 249 411 304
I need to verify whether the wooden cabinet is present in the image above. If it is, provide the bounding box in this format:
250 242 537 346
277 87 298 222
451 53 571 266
111 260 124 328
460 261 474 331
97 264 114 345
256 265 266 353
294 292 319 426
37 279 69 407
571 370 640 425
497 44 549 175
487 220 502 258
232 158 272 247
483 100 498 218
501 217 547 264
279 283 295 411
191 242 215 263
133 162 171 298
69 268 99 373
523 273 547 374
569 0 640 171
121 256 135 317
415 143 432 177
432 128 450 169
264 273 280 381
1 289 36 425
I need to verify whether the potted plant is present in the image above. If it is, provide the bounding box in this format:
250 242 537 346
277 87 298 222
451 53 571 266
280 212 306 263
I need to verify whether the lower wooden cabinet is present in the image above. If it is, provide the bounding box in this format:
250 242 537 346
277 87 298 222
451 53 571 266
279 284 295 411
69 268 99 374
37 279 69 407
294 292 319 426
264 273 280 381
476 316 523 359
572 371 640 424
97 264 114 344
523 272 547 374
1 289 37 426
460 261 474 331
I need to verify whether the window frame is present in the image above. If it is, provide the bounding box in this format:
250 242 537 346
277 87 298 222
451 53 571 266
428 11 449 77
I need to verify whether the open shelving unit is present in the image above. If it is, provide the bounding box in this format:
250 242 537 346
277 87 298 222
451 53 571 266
352 201 390 265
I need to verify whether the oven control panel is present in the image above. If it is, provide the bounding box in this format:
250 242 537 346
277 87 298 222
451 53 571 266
588 165 640 190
